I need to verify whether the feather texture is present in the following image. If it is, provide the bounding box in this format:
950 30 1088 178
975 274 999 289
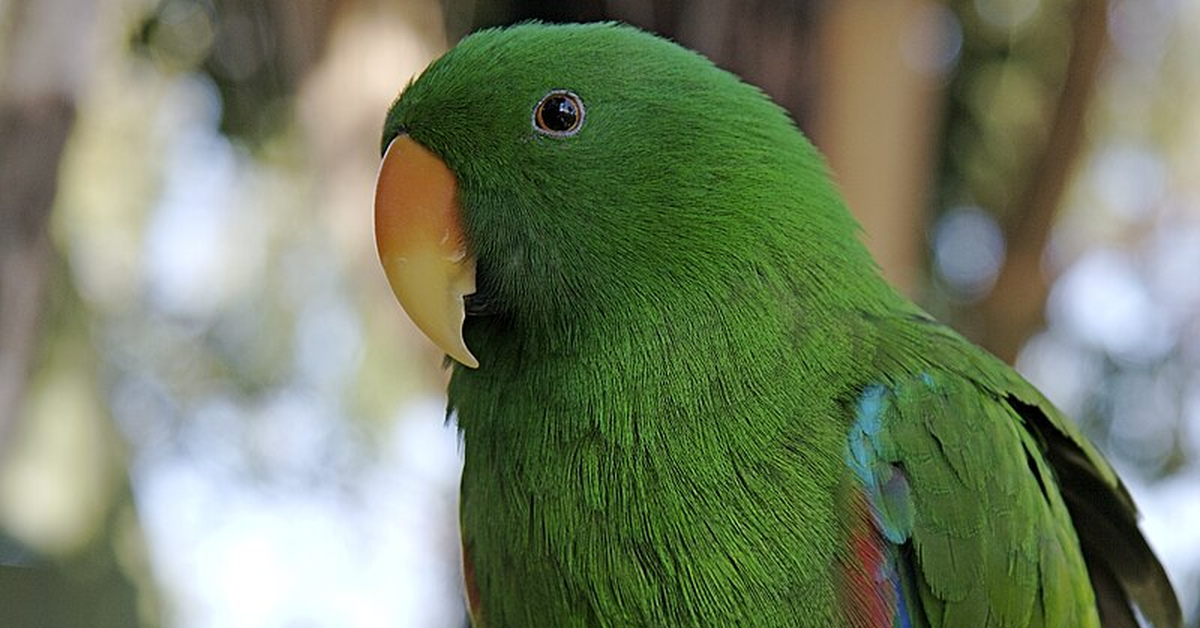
378 22 1181 627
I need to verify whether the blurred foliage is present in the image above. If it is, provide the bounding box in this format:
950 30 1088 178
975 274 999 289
132 0 340 145
3 0 461 625
0 261 160 627
935 0 1076 231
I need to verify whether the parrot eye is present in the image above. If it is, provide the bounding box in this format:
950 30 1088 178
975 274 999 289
533 90 584 137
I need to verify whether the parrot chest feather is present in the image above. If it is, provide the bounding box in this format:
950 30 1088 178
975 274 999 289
452 325 858 627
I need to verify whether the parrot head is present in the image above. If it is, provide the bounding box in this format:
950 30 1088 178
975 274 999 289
375 22 869 369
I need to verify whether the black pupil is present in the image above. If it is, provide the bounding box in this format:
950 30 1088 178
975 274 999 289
540 96 578 132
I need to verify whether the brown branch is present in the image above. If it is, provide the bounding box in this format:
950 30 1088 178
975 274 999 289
976 0 1109 364
0 103 68 449
0 0 96 459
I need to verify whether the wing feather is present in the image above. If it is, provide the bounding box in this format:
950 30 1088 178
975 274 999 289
847 372 1095 627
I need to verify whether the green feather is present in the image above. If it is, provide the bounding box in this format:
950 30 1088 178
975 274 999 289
381 22 1181 628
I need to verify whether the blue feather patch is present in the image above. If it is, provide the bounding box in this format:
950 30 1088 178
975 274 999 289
847 382 922 628
847 384 914 545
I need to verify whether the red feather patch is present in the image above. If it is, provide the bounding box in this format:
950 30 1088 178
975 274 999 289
462 539 484 626
840 487 900 628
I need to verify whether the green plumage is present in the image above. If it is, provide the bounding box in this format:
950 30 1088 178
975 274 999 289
381 22 1180 627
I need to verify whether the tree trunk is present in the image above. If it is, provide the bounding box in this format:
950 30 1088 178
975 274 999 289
0 0 98 459
813 0 947 295
975 0 1108 363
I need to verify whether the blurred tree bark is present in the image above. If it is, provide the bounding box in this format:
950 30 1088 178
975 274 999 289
814 0 946 294
974 0 1109 363
0 0 91 459
0 1 162 627
3 0 358 621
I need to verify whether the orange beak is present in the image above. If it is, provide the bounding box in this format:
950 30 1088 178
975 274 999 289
374 136 479 368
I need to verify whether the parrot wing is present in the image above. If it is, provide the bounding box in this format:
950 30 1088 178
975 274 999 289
843 318 1181 628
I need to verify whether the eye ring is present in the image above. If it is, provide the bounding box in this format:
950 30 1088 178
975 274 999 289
533 90 585 137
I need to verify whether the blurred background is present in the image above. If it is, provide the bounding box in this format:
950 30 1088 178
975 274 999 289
0 0 1197 626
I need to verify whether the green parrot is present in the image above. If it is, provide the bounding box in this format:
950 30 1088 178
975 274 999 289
373 22 1182 628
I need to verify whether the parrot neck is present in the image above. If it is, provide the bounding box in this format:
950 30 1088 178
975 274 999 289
448 289 874 625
